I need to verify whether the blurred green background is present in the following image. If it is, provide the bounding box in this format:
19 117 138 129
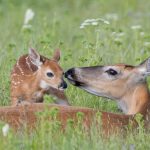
0 0 150 149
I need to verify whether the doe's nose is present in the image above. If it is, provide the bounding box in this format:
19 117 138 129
65 68 75 78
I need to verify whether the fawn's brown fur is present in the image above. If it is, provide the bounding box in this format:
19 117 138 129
10 48 69 106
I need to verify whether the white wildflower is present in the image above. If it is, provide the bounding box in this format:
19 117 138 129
131 25 142 30
80 25 85 29
144 42 150 46
81 22 91 26
22 24 32 29
130 144 135 150
103 20 110 24
80 22 91 29
117 32 125 37
22 8 35 29
140 32 145 36
111 32 116 35
84 19 91 23
105 13 119 21
84 19 96 23
96 18 110 24
24 9 35 25
111 32 125 37
2 124 9 137
122 144 135 150
80 17 110 29
114 38 122 43
92 22 98 25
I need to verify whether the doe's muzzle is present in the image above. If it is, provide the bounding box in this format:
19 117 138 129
65 68 75 79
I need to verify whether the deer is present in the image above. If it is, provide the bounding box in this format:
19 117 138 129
0 103 133 136
0 57 149 136
10 48 69 106
65 58 150 115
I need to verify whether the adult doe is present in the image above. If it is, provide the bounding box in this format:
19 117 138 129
65 58 150 115
10 48 69 106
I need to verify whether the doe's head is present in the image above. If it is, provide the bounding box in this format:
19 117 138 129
65 58 150 100
29 48 67 90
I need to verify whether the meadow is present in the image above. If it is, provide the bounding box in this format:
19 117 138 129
0 0 150 149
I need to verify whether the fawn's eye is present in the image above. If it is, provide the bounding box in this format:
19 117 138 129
105 68 118 76
46 72 54 78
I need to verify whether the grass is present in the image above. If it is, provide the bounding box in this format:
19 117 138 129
0 0 150 149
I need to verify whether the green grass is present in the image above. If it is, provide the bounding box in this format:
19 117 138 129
0 0 150 149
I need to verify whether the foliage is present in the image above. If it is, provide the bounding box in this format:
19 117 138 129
0 0 150 149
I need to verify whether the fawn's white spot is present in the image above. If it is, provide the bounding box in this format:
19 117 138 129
13 82 17 85
26 56 32 71
17 60 25 75
21 71 24 75
12 73 18 76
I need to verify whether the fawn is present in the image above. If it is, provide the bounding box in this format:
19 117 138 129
10 48 69 106
1 57 149 135
65 58 150 115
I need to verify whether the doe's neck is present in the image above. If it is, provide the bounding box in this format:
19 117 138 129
119 82 150 115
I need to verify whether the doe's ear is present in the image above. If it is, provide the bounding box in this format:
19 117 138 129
52 49 61 62
29 48 42 67
137 57 150 76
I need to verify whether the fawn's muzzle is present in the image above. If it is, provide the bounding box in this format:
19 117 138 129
58 80 67 89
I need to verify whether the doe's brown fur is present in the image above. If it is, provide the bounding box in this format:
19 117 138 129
65 57 150 115
0 104 134 136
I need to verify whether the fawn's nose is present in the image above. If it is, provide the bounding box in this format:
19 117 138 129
65 68 75 78
59 80 67 89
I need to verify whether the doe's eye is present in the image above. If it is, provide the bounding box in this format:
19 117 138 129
105 69 118 76
47 72 54 77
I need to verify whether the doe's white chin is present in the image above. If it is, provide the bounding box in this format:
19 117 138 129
80 86 114 100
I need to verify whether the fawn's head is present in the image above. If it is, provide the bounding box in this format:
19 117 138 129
29 48 67 90
65 58 150 101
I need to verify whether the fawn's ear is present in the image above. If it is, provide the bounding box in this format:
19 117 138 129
52 49 61 62
29 48 42 67
137 57 150 76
